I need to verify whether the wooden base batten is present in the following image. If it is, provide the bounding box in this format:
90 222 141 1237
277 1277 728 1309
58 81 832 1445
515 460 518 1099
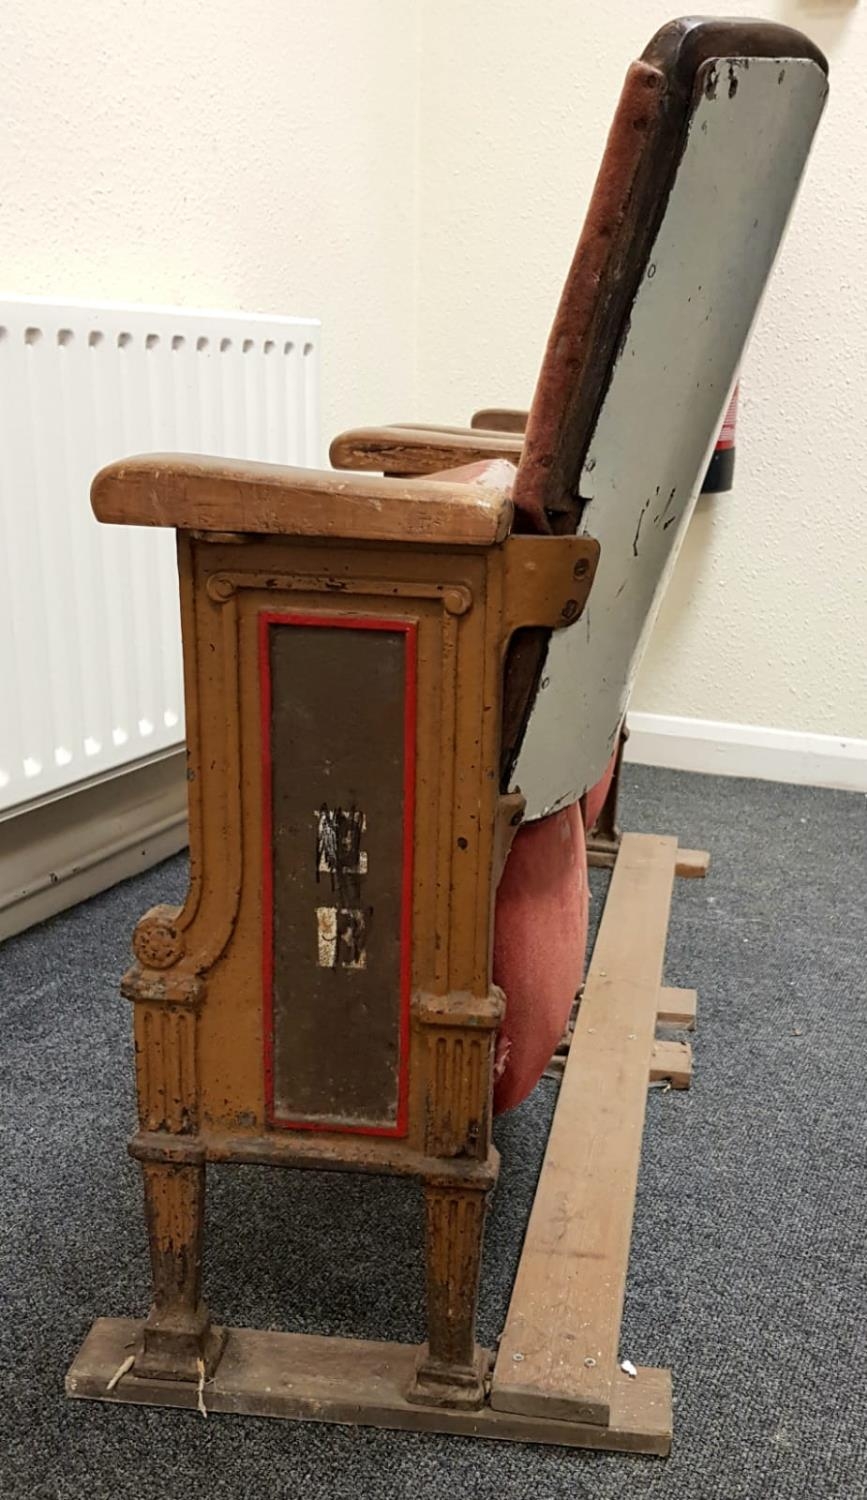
67 1320 672 1456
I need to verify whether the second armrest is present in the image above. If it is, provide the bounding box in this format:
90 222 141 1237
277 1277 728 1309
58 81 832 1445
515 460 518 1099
329 424 523 477
470 408 528 434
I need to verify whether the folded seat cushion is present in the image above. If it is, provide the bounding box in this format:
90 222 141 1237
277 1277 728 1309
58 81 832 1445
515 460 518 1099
492 802 588 1113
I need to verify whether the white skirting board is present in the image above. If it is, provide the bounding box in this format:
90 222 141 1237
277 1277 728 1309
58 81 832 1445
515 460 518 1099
625 713 867 795
1 752 187 942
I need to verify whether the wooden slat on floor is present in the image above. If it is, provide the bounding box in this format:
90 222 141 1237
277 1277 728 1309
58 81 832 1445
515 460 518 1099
490 832 677 1427
649 1039 693 1090
67 1318 671 1455
675 848 709 879
657 985 697 1029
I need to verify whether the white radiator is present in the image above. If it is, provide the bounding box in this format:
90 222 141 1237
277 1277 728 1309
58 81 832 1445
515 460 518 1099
0 296 320 816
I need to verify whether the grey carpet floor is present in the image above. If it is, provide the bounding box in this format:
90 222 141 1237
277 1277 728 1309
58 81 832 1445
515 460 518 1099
1 766 865 1499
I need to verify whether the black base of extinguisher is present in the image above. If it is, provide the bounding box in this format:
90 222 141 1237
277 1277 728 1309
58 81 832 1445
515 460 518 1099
701 445 735 494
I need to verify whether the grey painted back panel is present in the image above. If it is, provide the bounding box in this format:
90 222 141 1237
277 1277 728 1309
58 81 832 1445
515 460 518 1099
512 58 827 818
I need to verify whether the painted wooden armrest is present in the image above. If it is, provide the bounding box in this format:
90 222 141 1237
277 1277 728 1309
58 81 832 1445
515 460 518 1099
470 409 529 434
91 452 515 547
329 425 522 477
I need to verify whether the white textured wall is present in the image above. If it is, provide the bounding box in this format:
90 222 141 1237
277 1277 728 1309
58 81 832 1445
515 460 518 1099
416 1 867 740
4 0 864 742
1 0 419 443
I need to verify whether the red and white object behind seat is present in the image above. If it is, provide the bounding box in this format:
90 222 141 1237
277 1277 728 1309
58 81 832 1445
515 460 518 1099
701 382 738 494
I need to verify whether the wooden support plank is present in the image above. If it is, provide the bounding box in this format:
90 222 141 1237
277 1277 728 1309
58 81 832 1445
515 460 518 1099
649 1040 692 1090
657 986 697 1030
675 848 710 879
590 842 710 877
546 985 697 1081
67 1319 672 1456
490 832 677 1427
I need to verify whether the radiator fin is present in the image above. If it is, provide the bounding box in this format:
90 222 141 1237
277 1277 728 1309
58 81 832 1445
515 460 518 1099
0 298 320 813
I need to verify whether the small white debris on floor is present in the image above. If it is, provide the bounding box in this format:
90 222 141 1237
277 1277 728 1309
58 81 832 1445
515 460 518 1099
620 1358 637 1378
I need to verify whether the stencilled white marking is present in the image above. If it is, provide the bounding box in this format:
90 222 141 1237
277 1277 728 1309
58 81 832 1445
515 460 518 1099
315 807 368 876
314 806 370 968
315 906 368 970
316 906 337 968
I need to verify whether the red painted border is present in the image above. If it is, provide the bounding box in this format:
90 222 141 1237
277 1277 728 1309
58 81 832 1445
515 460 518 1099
259 611 416 1138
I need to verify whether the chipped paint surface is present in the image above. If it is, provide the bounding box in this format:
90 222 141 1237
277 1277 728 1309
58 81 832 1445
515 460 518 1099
512 57 827 820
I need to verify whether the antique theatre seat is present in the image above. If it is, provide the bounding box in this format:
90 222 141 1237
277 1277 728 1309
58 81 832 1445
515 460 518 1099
67 17 827 1457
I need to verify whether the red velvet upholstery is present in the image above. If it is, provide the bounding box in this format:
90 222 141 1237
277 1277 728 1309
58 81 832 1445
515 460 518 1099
492 747 622 1113
492 804 588 1114
513 61 669 529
